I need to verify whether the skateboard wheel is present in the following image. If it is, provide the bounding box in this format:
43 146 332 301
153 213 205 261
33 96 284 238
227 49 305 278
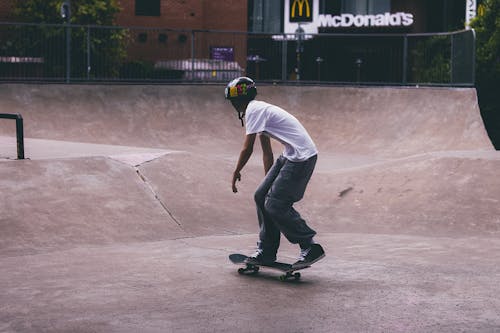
294 272 301 280
279 275 286 281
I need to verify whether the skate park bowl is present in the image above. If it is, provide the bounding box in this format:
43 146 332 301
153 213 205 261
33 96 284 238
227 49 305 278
1 84 500 332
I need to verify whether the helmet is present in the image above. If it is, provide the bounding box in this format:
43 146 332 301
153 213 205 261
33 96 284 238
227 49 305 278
224 77 257 101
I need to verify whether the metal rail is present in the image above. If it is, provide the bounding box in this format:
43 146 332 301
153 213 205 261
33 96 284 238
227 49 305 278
0 113 25 159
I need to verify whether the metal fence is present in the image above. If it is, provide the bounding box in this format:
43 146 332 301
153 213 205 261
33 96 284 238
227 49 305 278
0 22 475 86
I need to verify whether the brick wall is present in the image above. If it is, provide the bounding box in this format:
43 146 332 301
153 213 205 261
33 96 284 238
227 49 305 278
0 1 249 74
0 1 14 20
0 1 247 30
116 0 248 68
116 0 247 31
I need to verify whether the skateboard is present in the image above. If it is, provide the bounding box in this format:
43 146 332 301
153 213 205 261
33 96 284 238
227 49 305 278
229 253 309 281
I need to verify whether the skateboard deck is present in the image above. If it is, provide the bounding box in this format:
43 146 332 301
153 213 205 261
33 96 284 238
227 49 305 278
229 253 309 281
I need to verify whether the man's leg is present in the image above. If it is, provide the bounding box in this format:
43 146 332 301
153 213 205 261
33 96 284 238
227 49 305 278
263 155 318 248
252 157 284 261
261 155 325 268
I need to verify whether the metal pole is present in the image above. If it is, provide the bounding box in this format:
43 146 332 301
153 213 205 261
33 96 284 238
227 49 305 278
355 58 362 84
295 25 304 81
402 35 408 84
450 34 454 84
66 24 70 82
65 0 71 83
471 29 476 85
282 36 287 81
316 57 324 81
87 26 91 80
191 30 195 81
16 115 24 160
0 113 24 159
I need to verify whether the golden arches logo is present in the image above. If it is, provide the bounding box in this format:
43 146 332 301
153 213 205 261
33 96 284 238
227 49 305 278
291 0 311 19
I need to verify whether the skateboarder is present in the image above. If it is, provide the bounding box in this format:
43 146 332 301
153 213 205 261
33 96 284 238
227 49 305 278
225 76 325 269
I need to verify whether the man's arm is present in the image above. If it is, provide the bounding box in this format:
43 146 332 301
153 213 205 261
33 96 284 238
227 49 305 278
259 134 274 175
232 133 257 193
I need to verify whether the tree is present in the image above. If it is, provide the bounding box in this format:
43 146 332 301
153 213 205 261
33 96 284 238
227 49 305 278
14 0 121 25
11 0 127 79
471 0 500 149
410 35 451 84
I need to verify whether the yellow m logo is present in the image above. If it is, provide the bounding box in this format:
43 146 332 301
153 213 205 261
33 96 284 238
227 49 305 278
291 0 311 18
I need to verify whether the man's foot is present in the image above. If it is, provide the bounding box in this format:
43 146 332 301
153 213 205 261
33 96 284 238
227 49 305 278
292 244 325 269
245 248 276 265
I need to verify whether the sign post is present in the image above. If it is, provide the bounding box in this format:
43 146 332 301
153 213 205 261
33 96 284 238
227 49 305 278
295 25 305 80
465 0 477 28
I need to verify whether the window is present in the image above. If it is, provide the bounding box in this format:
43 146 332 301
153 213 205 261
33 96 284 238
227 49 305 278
135 0 161 17
248 0 282 33
341 0 390 15
158 33 168 43
138 33 148 43
319 0 341 15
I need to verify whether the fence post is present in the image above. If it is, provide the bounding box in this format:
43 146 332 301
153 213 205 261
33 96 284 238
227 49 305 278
191 30 196 81
60 0 71 82
471 29 476 85
63 1 72 83
281 35 288 81
87 26 91 80
402 35 408 84
66 24 71 83
450 33 455 84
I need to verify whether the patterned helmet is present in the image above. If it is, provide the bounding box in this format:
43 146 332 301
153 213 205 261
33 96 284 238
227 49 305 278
224 77 257 101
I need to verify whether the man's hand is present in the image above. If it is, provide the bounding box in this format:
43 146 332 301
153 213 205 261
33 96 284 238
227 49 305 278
232 171 241 193
231 133 256 193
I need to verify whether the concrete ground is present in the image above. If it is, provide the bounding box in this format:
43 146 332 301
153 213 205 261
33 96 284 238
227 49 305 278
1 84 499 332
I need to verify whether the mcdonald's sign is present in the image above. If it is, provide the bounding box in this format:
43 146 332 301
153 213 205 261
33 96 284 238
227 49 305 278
290 0 313 22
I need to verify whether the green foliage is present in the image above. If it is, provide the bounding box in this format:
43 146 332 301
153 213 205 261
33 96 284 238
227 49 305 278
471 0 500 85
13 0 121 25
410 36 451 84
471 0 500 148
11 0 127 78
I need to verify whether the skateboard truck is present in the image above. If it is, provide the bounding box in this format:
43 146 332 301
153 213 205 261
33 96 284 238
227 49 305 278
238 264 302 281
230 254 307 281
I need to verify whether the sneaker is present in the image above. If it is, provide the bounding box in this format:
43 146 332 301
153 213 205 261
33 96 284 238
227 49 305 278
245 248 276 265
292 244 325 269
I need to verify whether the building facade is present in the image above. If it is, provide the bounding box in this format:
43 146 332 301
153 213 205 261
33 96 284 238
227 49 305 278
250 0 474 34
246 0 478 83
0 0 479 84
116 0 247 31
113 0 248 71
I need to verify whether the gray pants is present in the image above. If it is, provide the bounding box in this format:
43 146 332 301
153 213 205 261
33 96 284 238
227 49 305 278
254 154 317 257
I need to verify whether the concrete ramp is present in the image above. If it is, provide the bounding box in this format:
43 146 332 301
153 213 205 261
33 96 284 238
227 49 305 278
1 84 496 245
0 84 244 154
0 83 498 246
0 84 492 156
1 84 500 332
0 156 187 256
260 86 492 157
306 151 500 237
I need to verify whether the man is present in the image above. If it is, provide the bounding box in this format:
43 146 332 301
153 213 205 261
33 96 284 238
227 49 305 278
225 77 325 269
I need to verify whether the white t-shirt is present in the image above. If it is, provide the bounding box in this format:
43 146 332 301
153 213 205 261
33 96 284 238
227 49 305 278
245 100 318 162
